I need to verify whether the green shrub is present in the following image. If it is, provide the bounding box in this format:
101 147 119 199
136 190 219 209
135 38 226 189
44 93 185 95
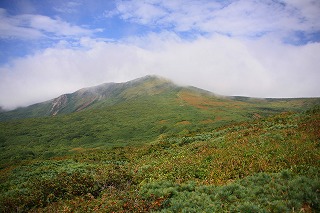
0 171 99 212
140 171 320 213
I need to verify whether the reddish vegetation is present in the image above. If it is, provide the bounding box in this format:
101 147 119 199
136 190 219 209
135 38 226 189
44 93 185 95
253 113 261 119
300 110 320 141
215 116 223 121
200 119 214 124
71 147 86 152
176 120 191 125
70 147 99 153
158 120 167 124
177 91 247 110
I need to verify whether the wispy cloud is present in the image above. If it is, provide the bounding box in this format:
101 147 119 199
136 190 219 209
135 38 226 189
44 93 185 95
0 8 99 40
54 1 82 14
108 0 320 42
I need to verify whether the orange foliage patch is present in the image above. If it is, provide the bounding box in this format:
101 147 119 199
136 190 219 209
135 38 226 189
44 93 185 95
176 120 191 125
159 120 167 124
70 147 98 152
178 91 220 110
177 91 247 110
71 147 86 152
215 116 223 121
200 119 214 124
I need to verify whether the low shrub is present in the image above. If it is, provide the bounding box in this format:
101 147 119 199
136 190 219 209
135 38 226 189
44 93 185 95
140 170 320 212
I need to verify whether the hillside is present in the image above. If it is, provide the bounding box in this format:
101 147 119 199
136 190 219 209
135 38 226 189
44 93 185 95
0 75 320 212
1 106 319 212
0 75 177 120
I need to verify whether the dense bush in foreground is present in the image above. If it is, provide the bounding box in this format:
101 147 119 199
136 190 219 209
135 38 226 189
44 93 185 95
141 170 319 212
3 169 318 212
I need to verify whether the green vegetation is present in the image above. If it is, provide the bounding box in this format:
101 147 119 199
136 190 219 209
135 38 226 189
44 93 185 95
1 77 319 168
0 76 319 212
1 105 319 212
141 170 319 213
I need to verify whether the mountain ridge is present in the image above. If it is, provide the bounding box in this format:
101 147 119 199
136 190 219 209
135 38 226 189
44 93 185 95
1 75 320 121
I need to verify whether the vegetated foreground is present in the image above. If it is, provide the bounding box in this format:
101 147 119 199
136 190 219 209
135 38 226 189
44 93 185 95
0 76 320 212
0 106 319 212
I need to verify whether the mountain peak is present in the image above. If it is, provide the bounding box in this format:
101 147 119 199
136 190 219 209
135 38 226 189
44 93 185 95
130 75 171 84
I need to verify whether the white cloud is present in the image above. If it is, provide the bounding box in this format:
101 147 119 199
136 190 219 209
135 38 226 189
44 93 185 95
0 8 97 40
109 0 320 40
54 1 82 14
0 8 43 39
1 34 319 109
27 15 93 36
115 0 167 25
284 0 320 25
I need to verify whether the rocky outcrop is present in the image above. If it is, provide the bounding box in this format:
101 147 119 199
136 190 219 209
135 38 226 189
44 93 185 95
50 94 68 116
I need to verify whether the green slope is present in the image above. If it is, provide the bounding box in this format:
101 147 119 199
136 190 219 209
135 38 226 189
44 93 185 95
0 75 177 120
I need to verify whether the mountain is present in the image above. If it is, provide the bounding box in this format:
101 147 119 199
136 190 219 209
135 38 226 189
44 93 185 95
1 75 320 159
1 75 320 121
0 75 176 120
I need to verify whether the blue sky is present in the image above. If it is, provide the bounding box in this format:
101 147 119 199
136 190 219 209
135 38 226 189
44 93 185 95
0 0 320 109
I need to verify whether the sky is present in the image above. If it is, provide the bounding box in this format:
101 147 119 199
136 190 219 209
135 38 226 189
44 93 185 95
0 0 320 110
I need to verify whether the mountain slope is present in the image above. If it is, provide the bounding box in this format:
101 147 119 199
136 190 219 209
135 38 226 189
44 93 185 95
0 75 177 120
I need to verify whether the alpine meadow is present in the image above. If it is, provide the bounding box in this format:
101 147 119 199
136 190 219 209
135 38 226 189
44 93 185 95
0 75 320 212
1 0 320 212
